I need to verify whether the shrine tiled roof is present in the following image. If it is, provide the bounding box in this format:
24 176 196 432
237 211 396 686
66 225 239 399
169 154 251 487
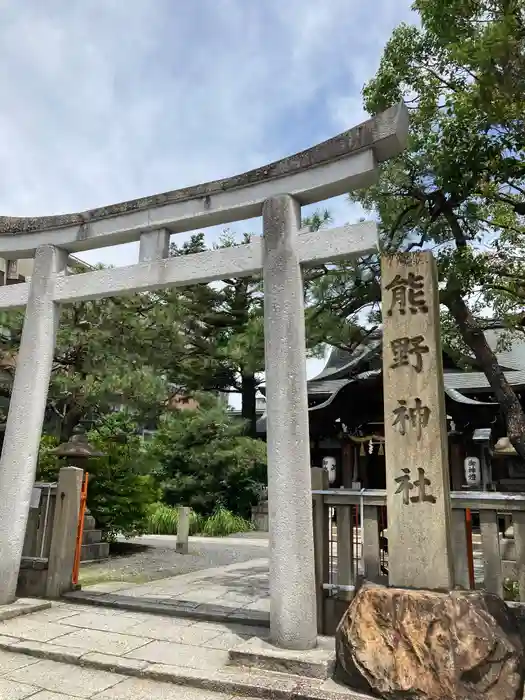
307 325 525 395
255 373 496 435
255 323 525 434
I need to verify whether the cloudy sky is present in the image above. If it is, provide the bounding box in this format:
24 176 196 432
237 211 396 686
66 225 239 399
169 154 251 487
0 0 415 397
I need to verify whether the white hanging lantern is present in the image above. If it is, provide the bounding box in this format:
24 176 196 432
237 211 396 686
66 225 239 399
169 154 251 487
464 456 481 486
368 439 374 455
322 456 337 485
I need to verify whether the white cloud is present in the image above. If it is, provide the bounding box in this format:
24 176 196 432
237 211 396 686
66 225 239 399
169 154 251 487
0 0 416 404
0 0 414 269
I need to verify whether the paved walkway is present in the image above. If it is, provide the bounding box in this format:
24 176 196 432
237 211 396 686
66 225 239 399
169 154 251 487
0 600 348 699
0 646 255 699
70 559 270 625
79 534 268 588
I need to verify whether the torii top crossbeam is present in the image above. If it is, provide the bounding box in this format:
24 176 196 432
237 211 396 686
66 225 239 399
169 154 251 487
0 103 408 311
0 103 407 258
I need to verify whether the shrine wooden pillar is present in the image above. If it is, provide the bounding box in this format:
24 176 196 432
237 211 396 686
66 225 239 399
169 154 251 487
449 437 464 491
341 440 354 488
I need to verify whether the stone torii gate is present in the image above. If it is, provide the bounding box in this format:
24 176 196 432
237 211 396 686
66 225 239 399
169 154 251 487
0 103 408 650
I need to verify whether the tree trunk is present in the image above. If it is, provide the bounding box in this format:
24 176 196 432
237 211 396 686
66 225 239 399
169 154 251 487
241 373 258 437
445 290 525 459
60 404 84 442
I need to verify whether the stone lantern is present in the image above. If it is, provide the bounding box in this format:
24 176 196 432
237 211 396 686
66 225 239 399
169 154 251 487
51 425 105 466
50 425 107 584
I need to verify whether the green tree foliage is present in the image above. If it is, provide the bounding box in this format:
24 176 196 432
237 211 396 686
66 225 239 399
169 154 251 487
169 211 332 435
37 411 159 540
150 395 267 518
309 0 525 454
86 412 159 541
169 232 264 436
0 273 188 440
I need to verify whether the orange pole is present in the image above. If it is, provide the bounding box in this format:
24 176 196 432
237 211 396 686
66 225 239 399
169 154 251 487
465 508 475 589
354 503 359 568
72 472 89 586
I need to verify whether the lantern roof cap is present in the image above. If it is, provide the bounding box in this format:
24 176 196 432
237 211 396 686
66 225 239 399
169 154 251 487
51 425 105 458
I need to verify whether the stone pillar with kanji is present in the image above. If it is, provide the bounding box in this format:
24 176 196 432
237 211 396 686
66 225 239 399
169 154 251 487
381 251 454 590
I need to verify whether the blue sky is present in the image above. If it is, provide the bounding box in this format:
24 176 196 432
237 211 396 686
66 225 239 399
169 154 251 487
0 0 416 399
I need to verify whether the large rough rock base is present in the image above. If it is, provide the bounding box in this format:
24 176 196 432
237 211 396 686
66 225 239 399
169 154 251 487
335 583 525 700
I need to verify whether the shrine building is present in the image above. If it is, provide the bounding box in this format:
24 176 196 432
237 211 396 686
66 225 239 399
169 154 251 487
257 322 525 493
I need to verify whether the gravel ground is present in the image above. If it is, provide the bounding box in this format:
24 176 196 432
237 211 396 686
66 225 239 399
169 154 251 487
79 536 268 586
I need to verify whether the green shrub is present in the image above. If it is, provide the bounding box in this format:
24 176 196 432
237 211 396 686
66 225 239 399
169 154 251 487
147 503 205 536
36 435 60 482
37 411 160 541
147 503 179 535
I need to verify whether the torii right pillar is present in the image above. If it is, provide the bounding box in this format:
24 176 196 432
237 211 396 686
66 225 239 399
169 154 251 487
381 252 455 590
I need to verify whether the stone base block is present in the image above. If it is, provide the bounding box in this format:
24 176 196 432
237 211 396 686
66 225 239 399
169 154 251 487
336 582 525 700
17 558 48 598
82 528 103 545
80 541 110 562
229 635 335 679
0 597 51 621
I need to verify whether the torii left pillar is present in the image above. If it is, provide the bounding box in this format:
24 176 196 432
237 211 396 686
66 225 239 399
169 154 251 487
0 245 67 604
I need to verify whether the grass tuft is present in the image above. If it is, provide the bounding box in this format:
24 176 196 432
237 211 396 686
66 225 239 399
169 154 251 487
146 503 253 537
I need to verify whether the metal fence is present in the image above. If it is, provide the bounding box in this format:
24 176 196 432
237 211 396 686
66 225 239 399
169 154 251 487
22 482 57 561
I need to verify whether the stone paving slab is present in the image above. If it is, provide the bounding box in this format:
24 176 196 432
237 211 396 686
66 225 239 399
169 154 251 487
0 598 51 622
0 603 368 699
94 676 234 699
54 627 154 656
3 657 122 698
65 558 271 626
0 648 40 673
24 693 83 700
0 676 40 699
0 617 77 643
126 639 229 668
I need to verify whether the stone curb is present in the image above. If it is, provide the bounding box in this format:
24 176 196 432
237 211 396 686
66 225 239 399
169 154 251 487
0 636 369 700
230 636 336 680
62 590 271 628
0 598 51 621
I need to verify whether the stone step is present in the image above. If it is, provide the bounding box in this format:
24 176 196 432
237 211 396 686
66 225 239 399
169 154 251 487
0 631 345 700
63 589 270 627
82 529 102 545
80 542 109 562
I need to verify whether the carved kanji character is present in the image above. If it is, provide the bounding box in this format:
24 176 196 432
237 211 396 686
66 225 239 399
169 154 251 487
385 273 429 316
390 335 429 373
394 468 413 505
410 467 436 503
